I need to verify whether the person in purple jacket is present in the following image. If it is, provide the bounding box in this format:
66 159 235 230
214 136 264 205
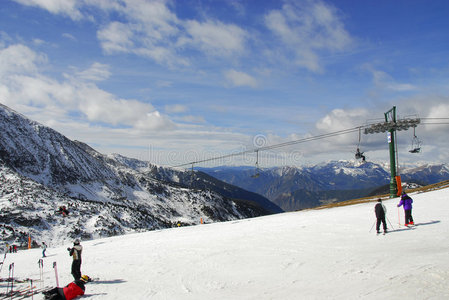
398 192 414 226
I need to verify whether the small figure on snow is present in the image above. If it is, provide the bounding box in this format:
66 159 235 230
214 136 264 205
398 191 414 226
374 198 387 234
57 206 69 217
42 242 47 258
43 275 90 300
68 239 83 280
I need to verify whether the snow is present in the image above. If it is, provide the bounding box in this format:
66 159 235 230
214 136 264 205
2 188 449 299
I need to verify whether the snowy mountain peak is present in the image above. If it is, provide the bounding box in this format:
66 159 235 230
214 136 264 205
0 103 273 248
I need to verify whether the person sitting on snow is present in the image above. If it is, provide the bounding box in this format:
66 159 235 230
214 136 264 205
43 275 90 300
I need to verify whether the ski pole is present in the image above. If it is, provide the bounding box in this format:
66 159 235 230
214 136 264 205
30 279 34 300
38 259 44 288
0 252 6 274
386 217 395 230
53 262 59 288
7 263 14 293
369 221 376 233
397 206 401 226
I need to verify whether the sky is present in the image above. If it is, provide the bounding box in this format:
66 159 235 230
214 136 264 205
2 187 449 299
0 0 448 168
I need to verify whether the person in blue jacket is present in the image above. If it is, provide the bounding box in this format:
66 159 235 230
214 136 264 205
398 192 414 226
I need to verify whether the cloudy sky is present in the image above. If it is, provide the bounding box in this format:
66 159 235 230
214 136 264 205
1 0 448 168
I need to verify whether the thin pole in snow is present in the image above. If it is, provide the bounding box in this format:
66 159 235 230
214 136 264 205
386 217 395 230
53 262 59 287
369 221 376 233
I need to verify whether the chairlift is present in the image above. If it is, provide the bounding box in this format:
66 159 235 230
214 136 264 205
190 163 195 186
251 150 260 178
355 147 366 162
355 127 366 162
409 127 422 153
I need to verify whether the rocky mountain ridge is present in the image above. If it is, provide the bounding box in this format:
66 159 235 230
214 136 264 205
0 104 276 248
199 161 449 211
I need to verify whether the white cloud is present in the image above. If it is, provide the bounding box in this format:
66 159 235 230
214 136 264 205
13 0 83 20
362 65 417 93
165 104 188 114
94 1 187 67
264 0 352 72
179 115 206 124
0 44 46 76
182 20 247 57
97 21 135 54
371 68 417 92
156 80 172 88
316 108 369 132
75 62 111 82
22 0 245 67
62 33 77 41
224 69 258 88
0 43 174 131
32 38 45 46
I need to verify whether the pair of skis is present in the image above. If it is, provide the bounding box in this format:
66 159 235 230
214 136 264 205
0 260 57 299
0 286 52 300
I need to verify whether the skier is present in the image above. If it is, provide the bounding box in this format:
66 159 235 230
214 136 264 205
67 239 83 280
397 191 414 226
43 275 90 300
42 242 47 258
58 206 69 217
374 198 387 234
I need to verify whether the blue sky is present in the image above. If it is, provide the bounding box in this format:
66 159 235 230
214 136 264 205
1 0 448 167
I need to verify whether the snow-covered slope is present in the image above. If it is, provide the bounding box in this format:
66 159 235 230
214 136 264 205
2 187 448 299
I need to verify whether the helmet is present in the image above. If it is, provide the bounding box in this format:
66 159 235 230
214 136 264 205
80 275 90 282
74 239 80 245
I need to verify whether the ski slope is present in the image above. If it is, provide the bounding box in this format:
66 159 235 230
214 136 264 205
1 188 449 299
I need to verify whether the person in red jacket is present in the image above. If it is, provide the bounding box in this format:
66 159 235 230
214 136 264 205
43 275 90 300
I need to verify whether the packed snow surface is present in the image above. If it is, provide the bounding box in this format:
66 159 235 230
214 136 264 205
1 188 449 299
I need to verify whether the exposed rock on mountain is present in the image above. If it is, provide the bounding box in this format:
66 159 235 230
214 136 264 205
0 104 276 247
199 161 449 211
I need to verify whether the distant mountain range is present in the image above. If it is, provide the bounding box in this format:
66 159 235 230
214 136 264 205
0 103 280 248
198 161 449 211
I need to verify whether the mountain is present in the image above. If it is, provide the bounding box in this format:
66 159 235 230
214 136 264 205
113 155 282 214
400 164 449 184
0 103 277 248
198 161 449 211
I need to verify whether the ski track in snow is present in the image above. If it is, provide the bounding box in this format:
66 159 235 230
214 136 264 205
1 188 449 299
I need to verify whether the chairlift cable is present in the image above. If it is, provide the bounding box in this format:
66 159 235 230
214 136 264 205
171 120 449 168
172 126 362 168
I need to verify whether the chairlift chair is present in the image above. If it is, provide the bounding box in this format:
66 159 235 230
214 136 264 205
409 127 422 153
355 127 366 162
355 147 366 161
251 150 261 178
